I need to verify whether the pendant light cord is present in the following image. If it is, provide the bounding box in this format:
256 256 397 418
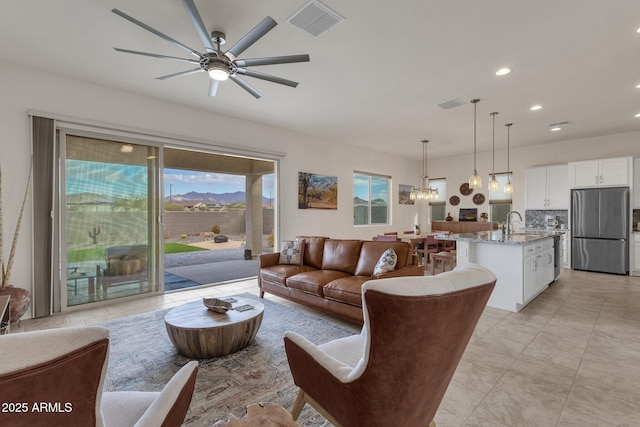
474 102 477 173
506 123 512 171
491 112 498 176
422 140 427 178
470 99 480 174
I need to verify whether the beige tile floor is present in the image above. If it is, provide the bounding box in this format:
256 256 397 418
14 268 640 426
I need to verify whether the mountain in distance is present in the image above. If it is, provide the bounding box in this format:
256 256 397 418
353 196 368 205
353 196 387 205
166 191 273 205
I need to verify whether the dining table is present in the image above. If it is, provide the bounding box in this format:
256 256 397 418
398 232 452 252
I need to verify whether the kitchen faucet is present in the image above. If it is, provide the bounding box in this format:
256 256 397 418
506 210 523 234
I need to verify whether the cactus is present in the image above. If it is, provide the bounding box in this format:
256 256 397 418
89 226 101 244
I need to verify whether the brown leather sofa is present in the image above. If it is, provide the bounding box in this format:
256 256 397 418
258 237 425 324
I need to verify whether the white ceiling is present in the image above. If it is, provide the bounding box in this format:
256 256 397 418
2 0 640 159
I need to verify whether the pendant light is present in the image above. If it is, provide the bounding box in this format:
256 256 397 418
410 140 439 201
469 99 482 189
504 123 513 194
488 111 500 191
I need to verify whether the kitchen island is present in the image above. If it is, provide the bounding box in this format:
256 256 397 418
436 231 561 312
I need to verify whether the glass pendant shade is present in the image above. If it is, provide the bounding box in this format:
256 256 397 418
504 179 513 194
469 171 482 189
489 175 500 191
469 99 482 188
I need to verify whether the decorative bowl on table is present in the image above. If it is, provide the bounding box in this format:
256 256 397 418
203 298 233 313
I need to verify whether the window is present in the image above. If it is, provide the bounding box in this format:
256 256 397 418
354 172 390 225
428 178 446 221
489 173 512 223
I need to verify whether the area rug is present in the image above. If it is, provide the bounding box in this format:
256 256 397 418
99 294 359 426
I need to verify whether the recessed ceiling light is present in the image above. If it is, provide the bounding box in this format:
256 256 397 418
636 83 640 89
635 113 640 118
637 27 640 33
550 127 562 131
530 105 543 111
496 68 511 76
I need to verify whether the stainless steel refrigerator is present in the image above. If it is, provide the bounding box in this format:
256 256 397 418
571 187 629 275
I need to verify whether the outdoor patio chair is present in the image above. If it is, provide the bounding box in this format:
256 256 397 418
97 244 148 299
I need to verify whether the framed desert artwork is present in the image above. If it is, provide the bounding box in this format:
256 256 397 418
399 184 414 205
298 172 338 209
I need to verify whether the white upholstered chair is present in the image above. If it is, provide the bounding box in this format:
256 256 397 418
284 263 496 427
0 326 198 427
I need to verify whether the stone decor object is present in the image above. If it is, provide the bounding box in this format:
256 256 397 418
203 297 233 313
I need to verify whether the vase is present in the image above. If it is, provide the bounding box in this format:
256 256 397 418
0 285 31 323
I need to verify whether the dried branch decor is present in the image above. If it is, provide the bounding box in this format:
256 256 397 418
0 162 32 288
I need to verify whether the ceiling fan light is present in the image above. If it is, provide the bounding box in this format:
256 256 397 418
208 67 229 81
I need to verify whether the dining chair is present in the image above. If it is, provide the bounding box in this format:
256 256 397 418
425 235 440 264
409 237 426 266
374 235 400 242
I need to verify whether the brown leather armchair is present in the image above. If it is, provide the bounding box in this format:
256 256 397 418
0 326 198 427
284 263 496 427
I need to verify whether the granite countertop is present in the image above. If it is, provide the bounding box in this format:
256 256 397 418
435 230 565 245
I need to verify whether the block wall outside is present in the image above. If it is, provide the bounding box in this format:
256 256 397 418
67 209 275 250
164 209 274 239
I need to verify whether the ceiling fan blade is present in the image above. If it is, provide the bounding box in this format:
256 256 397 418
224 16 277 60
229 74 262 98
235 54 310 68
156 68 204 80
114 48 200 64
208 79 219 97
112 9 202 58
236 68 299 88
181 0 216 53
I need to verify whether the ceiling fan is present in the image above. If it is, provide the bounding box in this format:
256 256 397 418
112 0 310 99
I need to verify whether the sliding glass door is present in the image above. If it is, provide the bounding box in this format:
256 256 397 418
63 134 160 307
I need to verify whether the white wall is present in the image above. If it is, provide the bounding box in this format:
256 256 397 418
0 61 422 317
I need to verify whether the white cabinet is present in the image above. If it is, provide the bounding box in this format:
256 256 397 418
523 254 538 302
561 232 570 268
568 157 632 188
523 240 554 303
633 234 640 276
462 237 555 312
525 165 569 209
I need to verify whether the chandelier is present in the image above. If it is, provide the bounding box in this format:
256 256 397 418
410 140 439 201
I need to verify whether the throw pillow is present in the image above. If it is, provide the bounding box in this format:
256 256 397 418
279 240 305 265
373 248 397 275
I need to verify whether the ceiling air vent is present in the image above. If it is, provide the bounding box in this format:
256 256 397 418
438 98 465 110
287 1 344 37
548 120 571 129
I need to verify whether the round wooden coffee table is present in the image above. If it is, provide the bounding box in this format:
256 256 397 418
164 297 264 358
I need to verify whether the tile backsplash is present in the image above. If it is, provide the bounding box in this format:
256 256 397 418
525 209 569 230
